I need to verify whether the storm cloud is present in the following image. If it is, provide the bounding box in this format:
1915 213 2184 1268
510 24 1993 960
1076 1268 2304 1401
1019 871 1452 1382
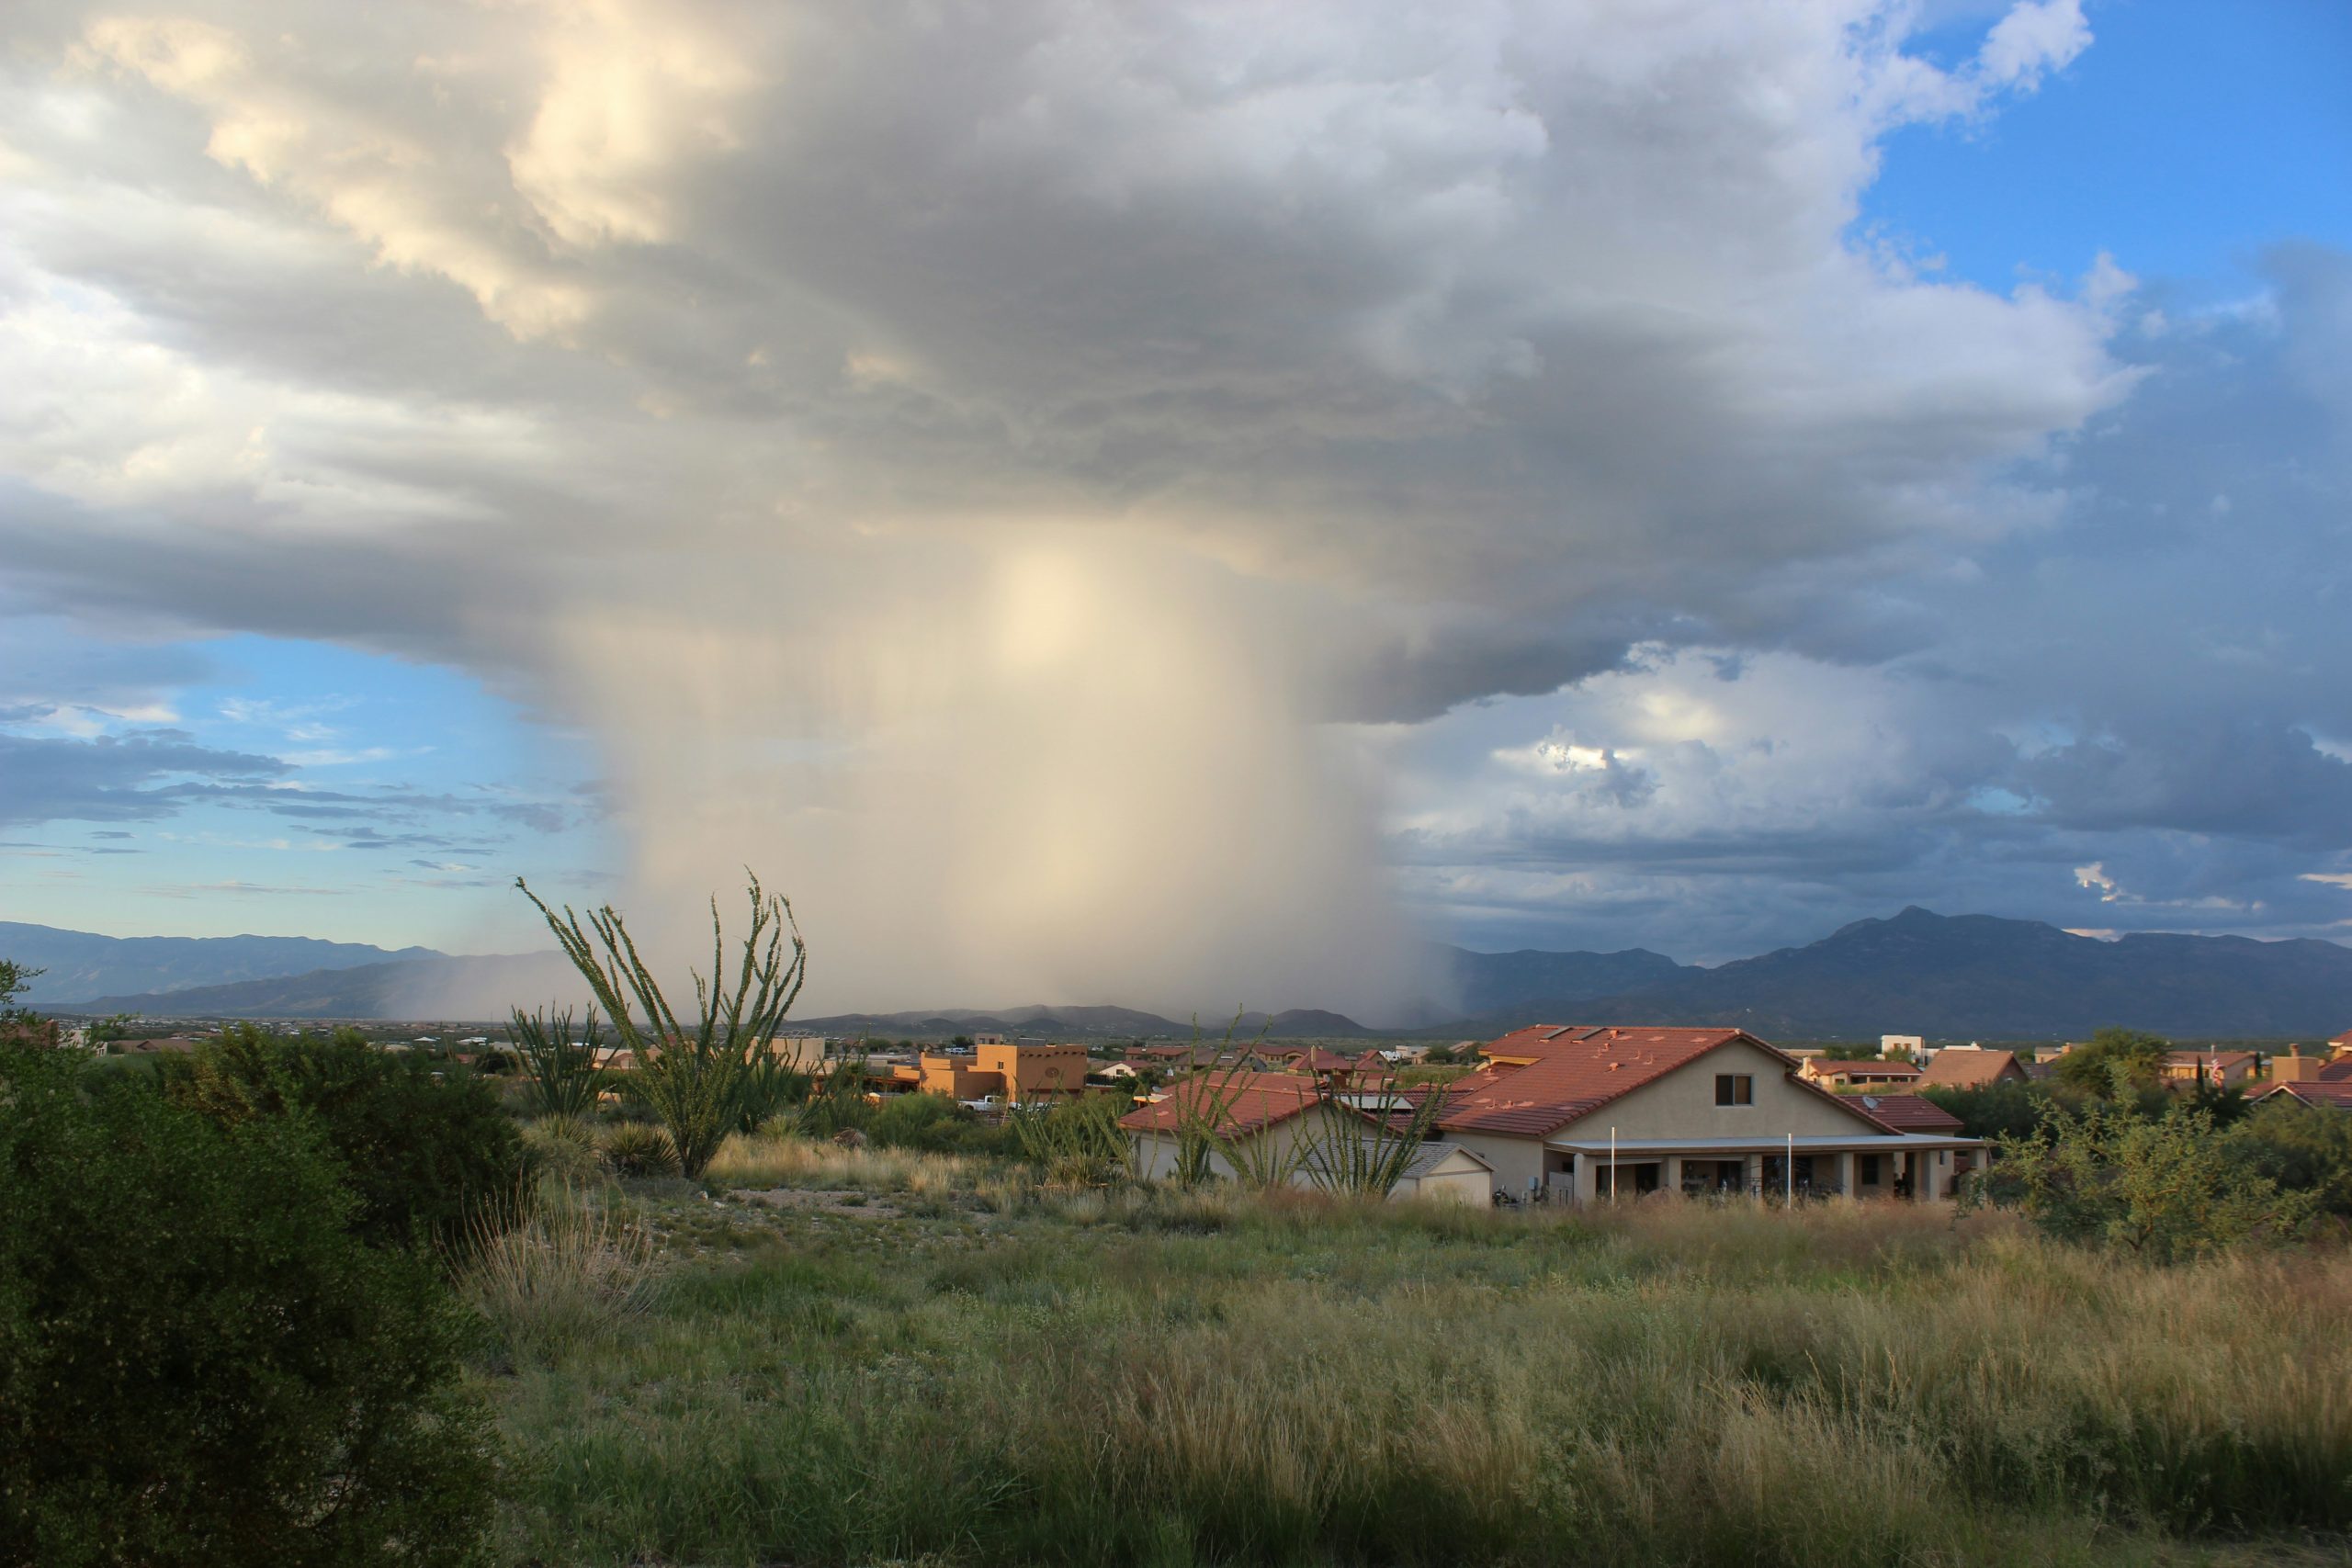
0 1 2342 1004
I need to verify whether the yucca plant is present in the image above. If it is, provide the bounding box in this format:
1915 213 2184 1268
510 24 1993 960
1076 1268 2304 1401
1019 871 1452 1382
600 1122 682 1179
1293 1070 1451 1199
507 1005 608 1118
1009 1095 1131 1186
518 873 807 1180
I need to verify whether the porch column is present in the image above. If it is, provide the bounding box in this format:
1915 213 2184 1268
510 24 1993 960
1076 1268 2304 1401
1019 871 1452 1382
1832 1150 1855 1201
1741 1152 1763 1199
1662 1155 1684 1196
1571 1153 1600 1207
1923 1150 1948 1201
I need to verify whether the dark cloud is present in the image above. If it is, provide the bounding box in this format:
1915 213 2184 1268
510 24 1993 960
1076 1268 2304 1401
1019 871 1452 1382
0 729 290 828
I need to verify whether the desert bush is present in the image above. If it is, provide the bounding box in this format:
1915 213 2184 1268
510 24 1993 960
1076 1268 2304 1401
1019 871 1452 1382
160 1024 526 1260
466 1190 661 1361
601 1121 683 1179
0 1043 497 1567
1984 1100 2315 1260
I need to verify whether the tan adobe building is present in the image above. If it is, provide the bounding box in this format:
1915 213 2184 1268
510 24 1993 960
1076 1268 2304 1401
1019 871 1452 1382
918 1040 1090 1102
2158 1049 2258 1088
1436 1025 1984 1203
1802 1057 1925 1091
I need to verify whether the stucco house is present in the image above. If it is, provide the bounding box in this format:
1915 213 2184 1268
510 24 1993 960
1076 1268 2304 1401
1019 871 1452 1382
1918 1047 2029 1089
1117 1072 1488 1201
1432 1025 1984 1203
1802 1057 1925 1091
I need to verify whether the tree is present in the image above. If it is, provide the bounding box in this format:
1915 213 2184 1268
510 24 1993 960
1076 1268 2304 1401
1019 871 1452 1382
1984 1101 2313 1262
0 1042 498 1566
0 960 53 1048
1919 1079 2048 1141
518 872 807 1179
160 1025 526 1260
2224 1099 2352 1218
2054 1026 2171 1098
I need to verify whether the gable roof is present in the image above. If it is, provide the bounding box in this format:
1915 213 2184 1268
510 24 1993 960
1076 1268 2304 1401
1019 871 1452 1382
1116 1071 1322 1137
2317 1057 2352 1082
1436 1025 1890 1141
1920 1049 2025 1088
2250 1080 2352 1110
1854 1094 1965 1134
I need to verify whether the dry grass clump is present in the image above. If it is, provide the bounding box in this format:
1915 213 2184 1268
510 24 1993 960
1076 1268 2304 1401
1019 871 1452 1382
466 1189 662 1362
519 1113 601 1183
706 1127 982 1195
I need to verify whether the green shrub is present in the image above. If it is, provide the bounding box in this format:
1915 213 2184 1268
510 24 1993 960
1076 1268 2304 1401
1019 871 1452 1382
161 1024 526 1259
602 1121 683 1179
0 1044 498 1567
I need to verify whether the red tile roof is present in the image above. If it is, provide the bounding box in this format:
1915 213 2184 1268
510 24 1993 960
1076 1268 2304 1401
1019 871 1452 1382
2250 1080 2352 1110
1436 1025 1891 1140
1116 1071 1322 1137
1854 1094 1964 1134
2316 1057 2352 1082
1920 1049 2026 1088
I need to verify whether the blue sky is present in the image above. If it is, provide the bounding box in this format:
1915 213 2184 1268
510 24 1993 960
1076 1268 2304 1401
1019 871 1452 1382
1865 1 2352 296
1 0 2347 1010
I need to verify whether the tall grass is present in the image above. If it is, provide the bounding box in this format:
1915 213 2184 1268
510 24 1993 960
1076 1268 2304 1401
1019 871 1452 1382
465 1189 662 1363
492 1182 2352 1567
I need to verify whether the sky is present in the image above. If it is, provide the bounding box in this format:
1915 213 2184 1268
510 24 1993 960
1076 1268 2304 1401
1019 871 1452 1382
0 0 2346 1014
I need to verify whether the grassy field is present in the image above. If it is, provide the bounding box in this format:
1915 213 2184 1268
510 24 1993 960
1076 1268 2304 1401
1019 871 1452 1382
476 1131 2352 1568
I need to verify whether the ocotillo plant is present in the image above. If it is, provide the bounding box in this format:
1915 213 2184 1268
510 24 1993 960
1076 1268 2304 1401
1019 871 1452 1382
517 873 807 1179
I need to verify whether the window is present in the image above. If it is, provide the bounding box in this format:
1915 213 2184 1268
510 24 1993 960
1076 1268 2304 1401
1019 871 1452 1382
1860 1153 1882 1185
1713 1073 1753 1107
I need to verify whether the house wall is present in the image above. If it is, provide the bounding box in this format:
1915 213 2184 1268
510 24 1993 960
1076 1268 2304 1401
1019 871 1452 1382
1444 1129 1546 1198
1579 1041 1883 1141
1400 1158 1492 1205
979 1043 1090 1098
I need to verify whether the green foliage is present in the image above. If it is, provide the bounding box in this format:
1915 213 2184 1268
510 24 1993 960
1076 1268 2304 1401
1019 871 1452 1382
1919 1079 2049 1140
0 1043 498 1567
519 872 807 1179
504 1005 608 1117
1008 1094 1132 1185
520 1114 603 1184
160 1023 526 1259
2224 1098 2352 1217
1419 1043 1456 1065
601 1121 683 1179
2054 1026 2171 1097
1984 1101 2314 1261
801 1089 1020 1157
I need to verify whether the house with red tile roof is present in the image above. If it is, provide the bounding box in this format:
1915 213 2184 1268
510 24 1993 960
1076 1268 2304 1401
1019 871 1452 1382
1918 1048 2029 1089
2247 1079 2352 1111
1433 1025 1984 1203
2157 1049 2260 1089
1118 1070 1487 1201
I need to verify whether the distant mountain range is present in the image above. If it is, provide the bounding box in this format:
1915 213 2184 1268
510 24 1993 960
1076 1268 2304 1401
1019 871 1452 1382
20 908 2352 1039
1442 908 2352 1040
2 922 444 1008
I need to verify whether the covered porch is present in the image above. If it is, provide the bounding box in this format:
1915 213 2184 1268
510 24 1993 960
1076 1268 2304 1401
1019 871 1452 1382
1535 1134 1984 1204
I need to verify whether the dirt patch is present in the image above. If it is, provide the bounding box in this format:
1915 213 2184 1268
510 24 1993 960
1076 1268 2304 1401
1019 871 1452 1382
726 1187 903 1219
